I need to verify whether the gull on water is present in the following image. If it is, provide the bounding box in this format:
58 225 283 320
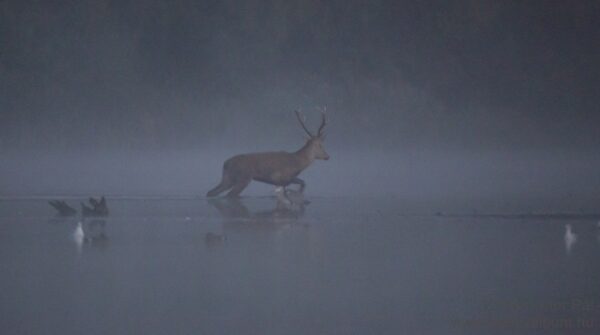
73 221 85 250
564 224 577 254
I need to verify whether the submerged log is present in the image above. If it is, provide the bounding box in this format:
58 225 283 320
48 200 77 216
81 196 109 217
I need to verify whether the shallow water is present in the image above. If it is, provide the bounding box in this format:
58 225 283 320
1 197 599 334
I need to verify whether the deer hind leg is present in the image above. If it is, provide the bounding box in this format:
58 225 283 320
226 178 251 198
207 174 234 197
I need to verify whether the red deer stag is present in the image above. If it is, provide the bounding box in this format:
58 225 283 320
207 111 329 197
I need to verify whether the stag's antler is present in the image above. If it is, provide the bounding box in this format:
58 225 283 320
295 110 314 137
317 106 327 136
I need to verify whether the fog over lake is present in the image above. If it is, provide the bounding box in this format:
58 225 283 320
2 1 600 334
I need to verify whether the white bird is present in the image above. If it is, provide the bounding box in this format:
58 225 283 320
73 221 85 248
564 224 577 254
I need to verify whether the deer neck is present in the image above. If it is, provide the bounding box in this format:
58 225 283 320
294 142 316 170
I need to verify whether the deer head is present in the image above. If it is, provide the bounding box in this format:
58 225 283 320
295 110 329 160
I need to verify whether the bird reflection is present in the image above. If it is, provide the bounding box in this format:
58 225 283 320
47 216 77 226
564 224 577 254
71 218 109 253
205 232 227 247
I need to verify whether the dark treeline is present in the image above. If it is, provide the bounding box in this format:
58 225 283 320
1 0 599 152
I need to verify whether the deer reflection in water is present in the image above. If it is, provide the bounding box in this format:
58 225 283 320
207 191 326 260
209 190 308 221
207 189 310 242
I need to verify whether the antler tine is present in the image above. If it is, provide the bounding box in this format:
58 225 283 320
317 108 327 136
295 110 313 137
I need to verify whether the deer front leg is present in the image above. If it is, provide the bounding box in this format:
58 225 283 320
274 186 292 207
290 177 305 193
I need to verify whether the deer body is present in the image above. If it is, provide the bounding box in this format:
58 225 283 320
229 152 308 185
207 111 328 197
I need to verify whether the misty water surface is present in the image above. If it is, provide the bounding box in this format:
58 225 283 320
1 197 600 334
